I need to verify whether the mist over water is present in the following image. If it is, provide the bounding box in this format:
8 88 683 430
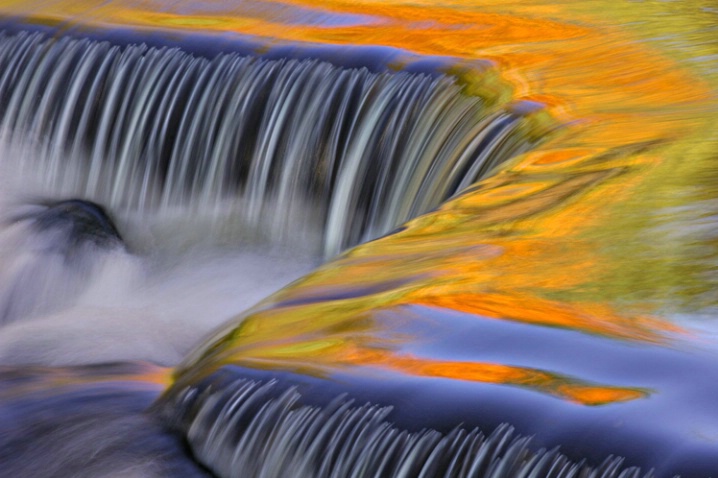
0 30 535 368
0 244 315 366
0 143 317 367
5 9 713 473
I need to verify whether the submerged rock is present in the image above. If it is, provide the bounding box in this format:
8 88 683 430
16 198 125 257
0 198 126 325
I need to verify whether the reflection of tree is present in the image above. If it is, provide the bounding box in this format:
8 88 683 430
575 138 718 313
170 0 718 413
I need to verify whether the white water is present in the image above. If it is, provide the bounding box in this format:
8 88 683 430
0 243 314 366
0 30 660 478
0 31 533 368
0 32 534 258
0 145 316 366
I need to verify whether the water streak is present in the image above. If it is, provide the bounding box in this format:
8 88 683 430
0 31 540 258
1 0 713 473
161 377 647 478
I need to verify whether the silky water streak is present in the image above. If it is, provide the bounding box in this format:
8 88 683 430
0 31 543 257
0 31 544 369
0 21 560 478
0 0 717 477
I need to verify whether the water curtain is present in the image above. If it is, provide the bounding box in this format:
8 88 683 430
0 31 539 257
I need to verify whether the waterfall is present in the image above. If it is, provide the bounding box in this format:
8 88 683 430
159 376 646 478
0 28 568 478
1 0 718 472
0 31 538 258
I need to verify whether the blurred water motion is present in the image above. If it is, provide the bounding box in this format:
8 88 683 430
0 0 717 476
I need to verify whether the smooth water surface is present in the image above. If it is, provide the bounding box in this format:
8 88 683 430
0 0 717 476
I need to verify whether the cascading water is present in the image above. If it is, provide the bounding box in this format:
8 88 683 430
158 374 646 478
2 0 717 475
0 29 543 367
0 27 561 477
0 31 538 258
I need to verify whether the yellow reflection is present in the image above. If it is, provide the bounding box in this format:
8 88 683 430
0 363 171 399
170 1 716 398
2 0 717 404
374 354 649 406
227 352 648 406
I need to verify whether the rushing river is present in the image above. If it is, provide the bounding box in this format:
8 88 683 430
0 1 717 477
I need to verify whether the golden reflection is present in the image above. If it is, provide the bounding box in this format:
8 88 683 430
374 354 649 406
2 0 718 403
229 352 648 406
0 363 171 399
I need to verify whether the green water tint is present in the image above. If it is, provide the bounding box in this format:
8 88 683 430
565 0 718 83
565 135 718 313
525 0 718 312
180 115 718 377
2 0 718 474
171 0 718 395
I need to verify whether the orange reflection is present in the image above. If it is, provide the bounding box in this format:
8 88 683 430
3 0 716 405
414 292 680 344
370 354 648 406
0 362 171 399
166 0 716 401
215 348 648 406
